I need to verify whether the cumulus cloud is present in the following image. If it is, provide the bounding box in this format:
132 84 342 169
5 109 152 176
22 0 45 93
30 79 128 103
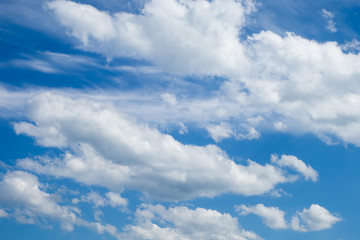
0 170 78 231
206 122 234 142
46 0 254 75
41 0 360 147
14 92 311 201
121 204 262 240
233 31 360 146
271 154 318 181
235 204 288 229
0 170 122 238
236 203 340 232
291 204 341 232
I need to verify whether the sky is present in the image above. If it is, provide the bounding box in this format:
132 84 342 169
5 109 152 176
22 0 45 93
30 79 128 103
0 0 360 239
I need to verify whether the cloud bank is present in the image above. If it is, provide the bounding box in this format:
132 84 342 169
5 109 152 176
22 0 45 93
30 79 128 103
14 92 318 201
40 0 360 147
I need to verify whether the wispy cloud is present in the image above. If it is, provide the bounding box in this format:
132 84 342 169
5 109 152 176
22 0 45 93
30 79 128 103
9 51 101 74
321 9 337 33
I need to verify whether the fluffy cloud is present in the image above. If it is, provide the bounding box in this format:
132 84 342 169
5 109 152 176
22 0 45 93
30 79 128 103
121 204 262 240
291 204 341 232
0 170 78 231
0 170 122 238
236 203 340 232
14 92 313 201
271 154 318 181
206 122 234 142
239 30 360 145
235 204 288 229
46 0 253 75
3 0 359 148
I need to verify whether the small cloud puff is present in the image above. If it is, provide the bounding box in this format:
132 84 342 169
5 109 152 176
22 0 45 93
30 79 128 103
291 204 341 232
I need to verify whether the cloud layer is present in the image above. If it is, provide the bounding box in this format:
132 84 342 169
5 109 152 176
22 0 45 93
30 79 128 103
0 0 350 238
14 92 318 201
45 0 360 147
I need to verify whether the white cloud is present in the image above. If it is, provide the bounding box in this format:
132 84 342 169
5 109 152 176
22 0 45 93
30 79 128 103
3 1 360 147
121 204 262 240
0 209 8 218
0 170 122 238
236 203 340 232
106 192 128 208
236 30 360 146
235 204 288 230
271 154 318 182
47 0 254 75
291 204 341 232
11 58 59 73
342 39 360 53
10 51 102 74
74 191 128 209
206 122 234 142
0 170 78 230
206 123 260 142
161 93 177 106
321 9 337 33
14 92 307 201
4 0 360 151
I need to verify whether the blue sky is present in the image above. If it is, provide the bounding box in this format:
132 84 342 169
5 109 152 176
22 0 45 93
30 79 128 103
0 0 360 239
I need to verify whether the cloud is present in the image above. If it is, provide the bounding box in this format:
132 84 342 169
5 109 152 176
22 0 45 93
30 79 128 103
9 51 101 74
0 209 8 218
73 191 128 208
321 9 337 33
206 122 234 142
236 203 341 232
234 31 360 146
342 39 360 53
121 204 262 240
291 204 341 232
46 0 254 75
161 93 177 106
3 1 360 147
14 92 311 201
235 204 288 229
0 170 78 231
43 0 360 146
271 154 318 181
0 170 122 238
11 58 59 73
